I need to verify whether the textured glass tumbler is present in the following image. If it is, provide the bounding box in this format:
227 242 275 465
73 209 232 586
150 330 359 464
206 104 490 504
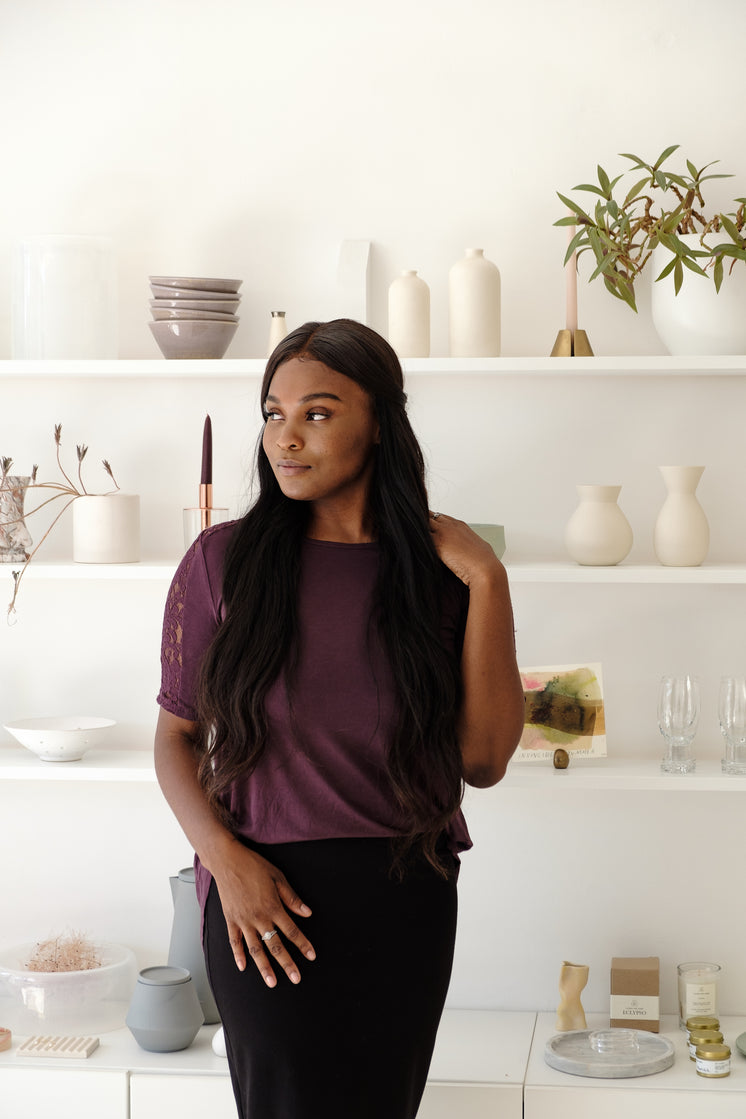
718 676 746 774
658 674 699 774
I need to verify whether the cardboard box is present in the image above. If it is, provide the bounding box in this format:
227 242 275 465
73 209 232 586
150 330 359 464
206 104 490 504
610 957 660 1033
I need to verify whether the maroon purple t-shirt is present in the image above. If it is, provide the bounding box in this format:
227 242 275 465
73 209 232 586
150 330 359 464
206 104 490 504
157 521 472 913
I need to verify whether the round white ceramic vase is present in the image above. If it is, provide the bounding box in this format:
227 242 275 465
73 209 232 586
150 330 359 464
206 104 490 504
73 494 140 563
654 465 709 567
388 270 430 358
449 248 501 357
564 485 633 566
651 235 746 355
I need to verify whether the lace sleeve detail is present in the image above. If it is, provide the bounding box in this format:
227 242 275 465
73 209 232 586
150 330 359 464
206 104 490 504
157 536 222 720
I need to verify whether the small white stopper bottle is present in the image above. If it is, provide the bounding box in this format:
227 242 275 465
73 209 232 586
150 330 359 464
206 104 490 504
388 270 430 358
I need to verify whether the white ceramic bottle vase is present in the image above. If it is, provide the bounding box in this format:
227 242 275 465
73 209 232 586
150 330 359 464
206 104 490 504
564 485 633 566
267 311 288 357
449 248 501 357
654 465 709 567
387 269 430 357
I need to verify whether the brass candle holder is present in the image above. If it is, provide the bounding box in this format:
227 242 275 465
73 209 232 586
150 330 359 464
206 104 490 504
551 328 594 357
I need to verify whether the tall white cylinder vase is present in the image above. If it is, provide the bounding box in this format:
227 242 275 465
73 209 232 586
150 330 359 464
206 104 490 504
449 248 501 357
654 465 709 567
388 270 430 357
12 235 117 358
564 485 633 566
73 494 140 563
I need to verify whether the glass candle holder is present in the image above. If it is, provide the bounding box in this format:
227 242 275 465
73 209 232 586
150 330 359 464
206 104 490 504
183 507 230 551
677 961 721 1028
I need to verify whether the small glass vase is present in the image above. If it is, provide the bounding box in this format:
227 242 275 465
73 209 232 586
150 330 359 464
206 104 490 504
0 475 33 563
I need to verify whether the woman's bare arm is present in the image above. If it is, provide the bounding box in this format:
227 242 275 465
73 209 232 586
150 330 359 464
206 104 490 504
154 707 316 985
429 514 525 786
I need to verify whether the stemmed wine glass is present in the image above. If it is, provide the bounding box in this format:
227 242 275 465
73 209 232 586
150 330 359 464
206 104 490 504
658 675 699 774
718 676 746 775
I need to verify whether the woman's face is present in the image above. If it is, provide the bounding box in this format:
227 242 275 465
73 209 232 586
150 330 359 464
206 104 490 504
262 357 380 512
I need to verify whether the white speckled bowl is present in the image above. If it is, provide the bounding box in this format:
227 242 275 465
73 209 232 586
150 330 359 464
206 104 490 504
4 716 116 762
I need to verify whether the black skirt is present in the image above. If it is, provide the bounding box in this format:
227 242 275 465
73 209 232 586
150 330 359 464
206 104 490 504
203 836 458 1119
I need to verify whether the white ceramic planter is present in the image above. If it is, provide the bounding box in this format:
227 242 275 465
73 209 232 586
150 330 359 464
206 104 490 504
564 485 633 566
73 493 140 563
651 235 746 354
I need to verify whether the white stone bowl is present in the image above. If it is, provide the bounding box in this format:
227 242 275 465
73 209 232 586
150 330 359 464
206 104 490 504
3 715 116 762
149 318 238 359
0 942 137 1034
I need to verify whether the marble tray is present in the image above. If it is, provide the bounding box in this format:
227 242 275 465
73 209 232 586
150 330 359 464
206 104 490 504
545 1029 676 1078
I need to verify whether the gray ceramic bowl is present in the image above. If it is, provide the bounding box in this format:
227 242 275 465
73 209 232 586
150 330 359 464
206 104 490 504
150 284 241 301
149 275 242 293
150 306 238 322
149 319 238 359
150 297 240 314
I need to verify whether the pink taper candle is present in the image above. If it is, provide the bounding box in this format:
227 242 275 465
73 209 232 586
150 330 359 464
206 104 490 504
565 224 578 334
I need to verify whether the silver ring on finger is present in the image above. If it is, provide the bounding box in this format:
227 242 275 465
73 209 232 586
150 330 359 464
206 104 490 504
260 929 278 942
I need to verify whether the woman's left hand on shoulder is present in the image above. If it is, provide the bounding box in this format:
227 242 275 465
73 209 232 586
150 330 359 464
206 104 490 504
429 513 502 587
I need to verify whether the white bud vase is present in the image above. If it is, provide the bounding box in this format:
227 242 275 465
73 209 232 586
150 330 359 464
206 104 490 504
449 248 501 357
564 485 633 566
267 311 288 357
387 270 430 357
654 465 709 567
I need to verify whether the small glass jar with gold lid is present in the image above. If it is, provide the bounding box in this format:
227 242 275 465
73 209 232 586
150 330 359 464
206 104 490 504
695 1041 730 1078
688 1028 723 1060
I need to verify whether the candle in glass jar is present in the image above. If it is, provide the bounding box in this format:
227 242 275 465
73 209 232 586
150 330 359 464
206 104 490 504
677 962 721 1027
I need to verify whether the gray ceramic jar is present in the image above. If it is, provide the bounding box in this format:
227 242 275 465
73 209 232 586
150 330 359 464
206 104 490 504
126 965 203 1052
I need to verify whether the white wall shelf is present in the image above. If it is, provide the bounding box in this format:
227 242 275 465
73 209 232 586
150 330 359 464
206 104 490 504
11 560 746 586
2 746 744 793
0 355 745 379
506 562 746 584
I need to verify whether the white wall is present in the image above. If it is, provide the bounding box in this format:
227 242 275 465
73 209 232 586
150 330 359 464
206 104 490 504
2 0 746 1020
3 0 746 360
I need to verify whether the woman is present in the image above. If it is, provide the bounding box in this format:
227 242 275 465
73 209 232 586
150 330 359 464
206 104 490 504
155 319 524 1119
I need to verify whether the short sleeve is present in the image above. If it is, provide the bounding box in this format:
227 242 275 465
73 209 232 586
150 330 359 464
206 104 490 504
157 524 232 720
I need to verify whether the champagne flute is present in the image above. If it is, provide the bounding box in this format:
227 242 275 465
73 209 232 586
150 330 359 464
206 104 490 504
718 676 746 775
658 675 699 774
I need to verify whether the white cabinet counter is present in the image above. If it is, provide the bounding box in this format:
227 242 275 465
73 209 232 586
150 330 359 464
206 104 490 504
525 1013 746 1119
0 1010 536 1119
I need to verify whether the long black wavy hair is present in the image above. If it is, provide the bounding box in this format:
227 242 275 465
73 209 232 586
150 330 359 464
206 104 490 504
196 319 464 871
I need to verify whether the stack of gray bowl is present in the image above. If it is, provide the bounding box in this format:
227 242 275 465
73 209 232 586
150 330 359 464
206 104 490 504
148 276 242 358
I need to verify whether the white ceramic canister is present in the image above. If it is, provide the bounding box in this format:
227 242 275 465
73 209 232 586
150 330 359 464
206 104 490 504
651 235 746 355
267 311 288 357
72 494 140 564
653 465 709 567
564 484 633 566
388 270 430 358
126 965 203 1053
448 248 501 357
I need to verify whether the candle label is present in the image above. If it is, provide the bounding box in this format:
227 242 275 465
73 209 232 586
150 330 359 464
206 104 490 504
682 982 717 1017
609 995 659 1021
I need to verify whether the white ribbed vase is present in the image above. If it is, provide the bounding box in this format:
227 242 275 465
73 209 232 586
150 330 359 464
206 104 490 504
387 270 430 357
564 485 633 566
448 248 501 357
654 465 709 567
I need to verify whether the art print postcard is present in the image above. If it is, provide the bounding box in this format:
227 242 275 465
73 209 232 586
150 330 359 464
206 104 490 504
515 663 607 762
